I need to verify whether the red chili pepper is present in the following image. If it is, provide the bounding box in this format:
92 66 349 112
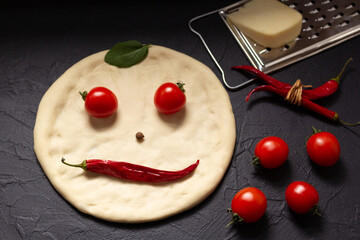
61 158 199 182
302 58 353 100
231 65 292 90
245 85 288 102
246 85 360 126
234 58 352 100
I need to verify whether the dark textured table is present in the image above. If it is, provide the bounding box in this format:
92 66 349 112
1 1 360 239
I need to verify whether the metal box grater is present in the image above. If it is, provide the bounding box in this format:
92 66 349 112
219 0 360 74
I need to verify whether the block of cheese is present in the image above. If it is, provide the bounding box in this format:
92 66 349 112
228 0 303 48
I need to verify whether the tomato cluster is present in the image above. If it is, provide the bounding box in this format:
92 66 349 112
229 127 340 225
251 128 340 170
229 181 321 225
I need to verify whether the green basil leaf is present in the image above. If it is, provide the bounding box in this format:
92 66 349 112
105 40 150 68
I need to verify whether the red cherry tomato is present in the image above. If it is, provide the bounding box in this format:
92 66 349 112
285 181 320 215
82 87 118 118
306 127 340 167
154 82 186 114
253 136 289 169
229 187 267 224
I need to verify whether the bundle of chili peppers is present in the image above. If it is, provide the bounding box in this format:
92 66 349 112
232 58 360 126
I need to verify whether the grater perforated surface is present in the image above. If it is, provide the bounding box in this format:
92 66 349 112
219 0 360 73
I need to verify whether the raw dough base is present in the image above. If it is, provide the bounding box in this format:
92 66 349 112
34 45 236 223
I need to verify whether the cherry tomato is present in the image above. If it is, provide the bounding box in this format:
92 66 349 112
253 136 289 169
229 187 267 224
154 82 186 114
81 87 118 118
285 181 320 215
306 127 340 167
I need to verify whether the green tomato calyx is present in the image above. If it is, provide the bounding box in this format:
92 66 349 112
79 91 88 101
176 81 186 93
225 209 244 228
310 204 321 217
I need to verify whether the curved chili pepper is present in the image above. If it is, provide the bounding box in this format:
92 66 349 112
246 85 360 126
61 158 199 182
302 58 353 100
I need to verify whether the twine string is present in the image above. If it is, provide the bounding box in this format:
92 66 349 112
285 79 312 106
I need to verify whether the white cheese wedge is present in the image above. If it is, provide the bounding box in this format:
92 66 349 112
228 0 303 48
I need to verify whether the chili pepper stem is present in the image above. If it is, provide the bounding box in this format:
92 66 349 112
333 58 353 85
61 158 87 171
226 209 244 227
333 113 360 126
337 119 360 126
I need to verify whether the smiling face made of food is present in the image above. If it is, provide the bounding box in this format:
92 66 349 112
34 44 236 223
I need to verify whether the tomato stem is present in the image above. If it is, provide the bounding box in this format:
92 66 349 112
225 209 244 227
176 81 186 93
306 126 322 142
79 91 88 101
251 156 261 166
311 126 322 134
310 204 321 217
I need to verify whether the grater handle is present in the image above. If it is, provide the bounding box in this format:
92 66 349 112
188 10 256 90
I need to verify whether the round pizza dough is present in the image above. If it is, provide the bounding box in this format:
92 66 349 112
34 45 236 223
